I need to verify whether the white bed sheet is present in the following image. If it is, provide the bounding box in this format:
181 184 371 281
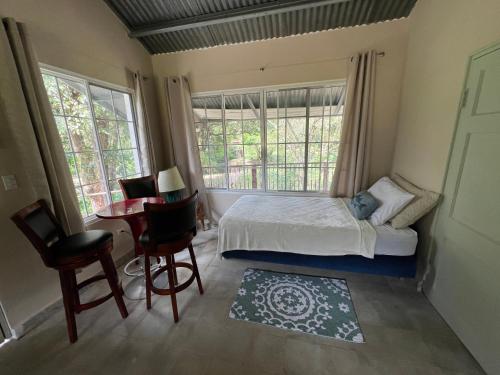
217 195 377 258
374 224 418 256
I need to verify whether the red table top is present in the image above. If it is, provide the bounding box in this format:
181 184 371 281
95 197 164 220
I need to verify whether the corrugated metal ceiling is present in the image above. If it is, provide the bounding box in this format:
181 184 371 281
104 0 417 54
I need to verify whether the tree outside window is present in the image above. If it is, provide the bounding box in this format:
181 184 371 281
193 83 345 193
42 70 142 218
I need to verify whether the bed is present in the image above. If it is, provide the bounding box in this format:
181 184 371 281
217 195 418 277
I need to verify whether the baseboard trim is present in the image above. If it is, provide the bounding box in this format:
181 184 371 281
11 249 135 340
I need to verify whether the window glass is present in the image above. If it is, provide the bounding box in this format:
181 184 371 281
192 83 345 193
42 71 142 217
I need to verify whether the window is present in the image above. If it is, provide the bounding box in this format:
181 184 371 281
42 69 142 218
192 82 345 193
193 93 263 190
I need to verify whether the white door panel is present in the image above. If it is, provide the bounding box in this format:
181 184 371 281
451 133 500 244
473 66 500 115
427 44 500 375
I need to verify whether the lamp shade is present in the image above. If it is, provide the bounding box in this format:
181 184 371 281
158 167 185 193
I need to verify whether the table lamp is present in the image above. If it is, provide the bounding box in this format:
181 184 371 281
158 166 185 202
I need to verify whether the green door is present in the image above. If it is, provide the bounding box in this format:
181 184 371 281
426 44 500 374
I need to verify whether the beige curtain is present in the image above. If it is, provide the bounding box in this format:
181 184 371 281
330 50 377 198
1 18 83 233
165 76 212 221
132 71 157 175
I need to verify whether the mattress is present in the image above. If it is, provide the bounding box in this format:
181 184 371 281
218 195 418 259
374 224 418 256
218 195 377 258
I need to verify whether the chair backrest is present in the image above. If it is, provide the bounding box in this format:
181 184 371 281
10 200 66 267
119 175 159 199
144 191 198 244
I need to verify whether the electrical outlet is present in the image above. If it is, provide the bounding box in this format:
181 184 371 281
2 175 18 191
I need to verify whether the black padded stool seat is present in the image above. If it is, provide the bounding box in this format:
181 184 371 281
11 200 128 343
51 230 113 264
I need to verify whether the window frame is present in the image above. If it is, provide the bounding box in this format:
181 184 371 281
192 79 346 196
40 64 143 223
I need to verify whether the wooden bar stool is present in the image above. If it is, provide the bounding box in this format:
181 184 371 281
118 175 162 274
11 200 128 343
139 191 203 322
119 175 159 200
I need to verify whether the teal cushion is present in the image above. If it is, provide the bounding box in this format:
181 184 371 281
348 191 379 220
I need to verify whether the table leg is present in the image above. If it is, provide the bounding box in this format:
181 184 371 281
121 216 167 300
125 216 146 257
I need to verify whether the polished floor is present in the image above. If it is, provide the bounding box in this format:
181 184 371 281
0 229 484 374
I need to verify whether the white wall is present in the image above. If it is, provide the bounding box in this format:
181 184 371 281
392 0 500 192
152 20 410 217
0 0 162 334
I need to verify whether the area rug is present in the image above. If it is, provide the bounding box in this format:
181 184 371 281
229 268 364 343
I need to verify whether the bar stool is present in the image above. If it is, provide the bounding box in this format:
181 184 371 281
139 191 203 322
11 199 128 343
118 174 162 282
119 175 159 200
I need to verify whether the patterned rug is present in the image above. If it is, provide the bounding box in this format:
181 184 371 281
229 268 364 343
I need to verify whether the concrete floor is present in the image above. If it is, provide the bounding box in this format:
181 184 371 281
0 229 484 374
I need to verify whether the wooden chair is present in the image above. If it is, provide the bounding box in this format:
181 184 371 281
11 200 128 343
119 175 162 263
139 191 203 322
119 175 159 200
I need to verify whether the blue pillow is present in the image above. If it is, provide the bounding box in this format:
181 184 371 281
348 191 379 220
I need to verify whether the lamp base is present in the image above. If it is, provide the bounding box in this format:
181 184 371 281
161 190 183 202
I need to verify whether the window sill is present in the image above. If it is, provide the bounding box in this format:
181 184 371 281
83 215 102 227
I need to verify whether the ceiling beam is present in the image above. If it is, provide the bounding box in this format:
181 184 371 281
129 0 350 38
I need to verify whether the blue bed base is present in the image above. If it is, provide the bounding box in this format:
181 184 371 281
222 250 417 278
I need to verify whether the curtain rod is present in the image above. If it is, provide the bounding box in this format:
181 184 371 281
349 51 385 62
256 50 385 72
145 51 385 79
134 72 150 81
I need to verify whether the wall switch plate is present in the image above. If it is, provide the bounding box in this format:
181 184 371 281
2 175 18 191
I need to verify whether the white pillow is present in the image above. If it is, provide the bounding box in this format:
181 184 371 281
368 177 415 226
390 174 441 229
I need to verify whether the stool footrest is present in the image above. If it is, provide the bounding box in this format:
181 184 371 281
74 274 119 313
151 262 196 296
77 274 107 289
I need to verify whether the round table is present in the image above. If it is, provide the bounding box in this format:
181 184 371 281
96 197 165 300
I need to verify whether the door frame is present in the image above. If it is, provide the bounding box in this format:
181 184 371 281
0 301 12 343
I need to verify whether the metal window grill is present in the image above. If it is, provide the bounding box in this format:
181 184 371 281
192 82 345 193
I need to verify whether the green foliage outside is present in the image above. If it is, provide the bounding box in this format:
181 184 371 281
195 94 342 192
43 74 141 217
